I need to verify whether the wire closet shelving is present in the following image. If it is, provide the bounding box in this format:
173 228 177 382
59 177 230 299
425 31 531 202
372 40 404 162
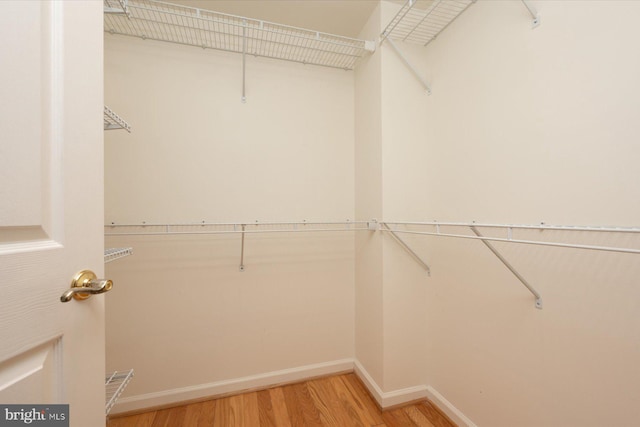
105 220 369 272
104 247 133 263
104 105 131 132
381 221 640 310
103 0 375 71
380 0 539 94
105 369 134 416
381 0 475 46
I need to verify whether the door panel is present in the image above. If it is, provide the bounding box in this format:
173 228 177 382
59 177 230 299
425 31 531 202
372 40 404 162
0 1 104 426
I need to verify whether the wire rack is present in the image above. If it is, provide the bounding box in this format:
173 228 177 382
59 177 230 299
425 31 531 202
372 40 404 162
104 247 134 263
104 0 375 71
105 369 134 416
104 0 129 15
105 220 369 236
381 0 474 46
104 105 132 132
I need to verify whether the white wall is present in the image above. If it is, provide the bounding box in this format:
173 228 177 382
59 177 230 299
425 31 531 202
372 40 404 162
377 0 640 425
104 1 640 423
104 35 356 411
354 2 385 393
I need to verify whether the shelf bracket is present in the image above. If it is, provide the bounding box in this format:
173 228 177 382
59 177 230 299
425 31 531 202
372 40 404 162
239 224 246 272
470 226 542 309
521 0 540 28
381 223 431 276
242 20 247 103
385 38 431 94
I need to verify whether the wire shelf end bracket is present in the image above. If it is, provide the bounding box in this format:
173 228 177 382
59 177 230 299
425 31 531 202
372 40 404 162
104 247 133 263
104 105 132 132
470 226 542 309
521 0 541 28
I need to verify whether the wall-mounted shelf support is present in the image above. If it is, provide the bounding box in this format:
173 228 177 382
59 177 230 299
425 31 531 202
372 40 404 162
521 0 540 28
380 0 474 94
104 247 133 263
104 105 131 132
470 226 542 309
386 38 431 94
239 224 246 271
241 20 247 103
381 222 431 275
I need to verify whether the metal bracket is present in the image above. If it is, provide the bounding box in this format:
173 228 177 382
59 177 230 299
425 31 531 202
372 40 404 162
239 224 246 271
385 38 432 95
241 20 247 103
381 223 431 276
521 0 540 28
470 226 542 309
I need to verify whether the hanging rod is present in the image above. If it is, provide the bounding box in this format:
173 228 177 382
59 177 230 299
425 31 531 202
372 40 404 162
104 0 375 71
382 221 640 309
105 220 372 272
104 220 370 236
383 221 640 255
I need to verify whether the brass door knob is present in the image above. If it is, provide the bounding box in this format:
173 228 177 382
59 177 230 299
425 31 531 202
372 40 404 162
60 270 113 302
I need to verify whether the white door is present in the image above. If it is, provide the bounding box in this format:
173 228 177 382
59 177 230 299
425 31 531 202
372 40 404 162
0 1 105 426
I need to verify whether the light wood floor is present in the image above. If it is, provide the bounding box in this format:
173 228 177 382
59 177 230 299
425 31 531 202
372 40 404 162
107 373 456 427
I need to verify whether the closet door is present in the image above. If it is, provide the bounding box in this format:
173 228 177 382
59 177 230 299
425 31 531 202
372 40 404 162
0 1 105 426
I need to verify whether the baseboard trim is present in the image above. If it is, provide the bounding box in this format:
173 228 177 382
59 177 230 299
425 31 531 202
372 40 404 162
110 358 354 416
353 359 428 409
112 357 476 427
425 386 478 427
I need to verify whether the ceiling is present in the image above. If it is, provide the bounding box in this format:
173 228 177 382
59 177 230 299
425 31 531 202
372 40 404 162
166 0 380 38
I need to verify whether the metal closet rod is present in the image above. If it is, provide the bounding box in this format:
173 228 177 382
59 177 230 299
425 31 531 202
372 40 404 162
105 220 369 236
105 220 370 273
382 221 640 255
382 221 640 310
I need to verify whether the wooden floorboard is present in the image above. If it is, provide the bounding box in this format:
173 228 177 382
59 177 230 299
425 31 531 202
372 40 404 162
107 373 457 427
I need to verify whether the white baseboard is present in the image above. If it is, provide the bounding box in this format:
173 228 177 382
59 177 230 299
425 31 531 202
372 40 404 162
353 360 476 427
112 357 476 427
353 359 428 409
110 358 354 415
425 386 478 427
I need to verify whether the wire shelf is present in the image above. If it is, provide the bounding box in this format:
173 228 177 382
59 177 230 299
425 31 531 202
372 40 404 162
381 0 474 46
104 0 129 15
104 105 132 132
104 247 134 263
383 221 640 255
105 220 369 236
104 0 375 71
105 369 134 416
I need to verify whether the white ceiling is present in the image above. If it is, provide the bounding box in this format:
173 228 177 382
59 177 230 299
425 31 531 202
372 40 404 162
166 0 380 38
